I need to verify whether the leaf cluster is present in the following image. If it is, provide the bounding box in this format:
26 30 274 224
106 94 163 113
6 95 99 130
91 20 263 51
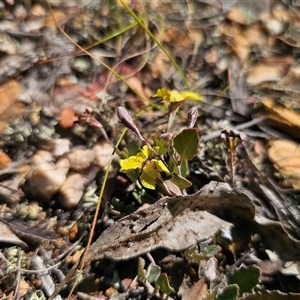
118 88 201 195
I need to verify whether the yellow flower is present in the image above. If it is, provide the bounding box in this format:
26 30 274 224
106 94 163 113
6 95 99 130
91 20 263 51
153 88 202 103
119 145 170 190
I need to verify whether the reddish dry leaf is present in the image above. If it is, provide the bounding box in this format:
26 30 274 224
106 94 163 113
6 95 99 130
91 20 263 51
268 139 300 188
59 107 78 129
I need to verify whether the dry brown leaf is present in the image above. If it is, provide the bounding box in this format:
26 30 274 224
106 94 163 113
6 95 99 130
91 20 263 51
44 9 67 29
272 5 294 22
0 79 23 131
0 220 27 248
227 7 249 24
247 63 285 86
1 218 58 245
0 152 12 169
219 23 266 62
18 278 31 298
268 139 300 188
259 99 300 139
275 65 300 94
231 28 251 62
86 181 260 262
228 55 249 116
181 277 208 300
149 52 171 79
226 1 271 24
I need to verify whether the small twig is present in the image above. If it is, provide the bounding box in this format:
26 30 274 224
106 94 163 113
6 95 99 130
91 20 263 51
32 256 62 300
13 249 22 300
146 252 156 265
201 117 265 142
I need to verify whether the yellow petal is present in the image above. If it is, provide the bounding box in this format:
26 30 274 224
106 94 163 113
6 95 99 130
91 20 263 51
119 156 144 173
181 91 202 101
169 90 185 102
153 88 202 102
153 88 170 100
140 164 157 189
137 145 151 160
152 159 171 174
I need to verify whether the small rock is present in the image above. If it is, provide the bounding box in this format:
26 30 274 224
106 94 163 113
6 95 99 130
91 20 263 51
67 148 95 172
93 142 117 169
29 157 70 199
265 18 284 35
57 172 86 208
50 138 71 157
31 150 53 164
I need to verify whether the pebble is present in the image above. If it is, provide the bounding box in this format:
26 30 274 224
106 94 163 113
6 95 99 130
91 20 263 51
57 172 86 208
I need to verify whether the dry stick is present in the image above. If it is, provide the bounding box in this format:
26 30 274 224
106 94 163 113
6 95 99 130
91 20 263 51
201 116 265 142
13 249 22 300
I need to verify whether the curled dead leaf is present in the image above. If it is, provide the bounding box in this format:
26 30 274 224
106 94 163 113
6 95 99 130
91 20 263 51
258 99 300 139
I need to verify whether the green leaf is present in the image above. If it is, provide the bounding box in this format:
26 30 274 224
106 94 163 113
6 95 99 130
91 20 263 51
216 284 239 300
202 245 222 257
173 128 199 160
153 137 169 155
184 245 203 263
127 140 142 156
137 257 146 280
180 159 188 177
146 263 161 283
184 245 221 264
170 173 192 190
155 273 174 295
228 264 260 296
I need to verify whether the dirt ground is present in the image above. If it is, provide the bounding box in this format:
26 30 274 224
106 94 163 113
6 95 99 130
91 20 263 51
1 0 300 299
